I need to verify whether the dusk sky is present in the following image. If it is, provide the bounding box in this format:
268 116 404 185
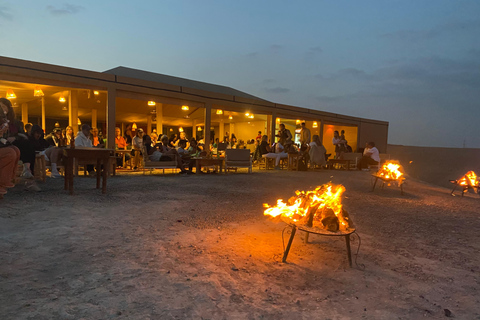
1 1 479 148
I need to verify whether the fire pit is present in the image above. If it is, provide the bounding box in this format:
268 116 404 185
371 161 405 195
450 171 479 196
264 183 358 267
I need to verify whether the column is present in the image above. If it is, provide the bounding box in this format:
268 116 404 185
192 119 198 139
156 103 163 135
204 103 212 154
266 115 271 139
219 119 225 141
92 109 97 129
270 113 277 144
106 87 116 149
21 103 28 125
147 115 152 135
319 120 324 145
69 90 79 133
41 97 45 130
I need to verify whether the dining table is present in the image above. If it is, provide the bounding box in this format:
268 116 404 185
63 147 114 195
191 156 225 173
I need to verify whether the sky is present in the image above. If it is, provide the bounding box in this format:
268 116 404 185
1 0 479 148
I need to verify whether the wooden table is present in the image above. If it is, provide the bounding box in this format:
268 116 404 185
288 153 301 170
192 157 224 173
63 147 113 195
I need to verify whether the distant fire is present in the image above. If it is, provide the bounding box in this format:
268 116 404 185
376 162 405 184
458 171 479 187
263 183 353 232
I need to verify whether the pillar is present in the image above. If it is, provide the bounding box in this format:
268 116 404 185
156 103 163 135
319 120 324 145
69 90 79 133
92 109 97 129
106 87 116 149
270 113 277 144
41 97 45 131
147 115 152 135
204 102 212 154
219 119 225 141
21 103 28 125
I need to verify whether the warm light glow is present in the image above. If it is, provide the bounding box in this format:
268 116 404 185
458 171 479 187
6 89 16 99
245 112 250 117
276 118 281 123
77 118 82 125
313 121 318 128
54 122 60 128
229 115 233 120
376 161 405 182
93 90 100 95
62 105 68 111
132 123 137 130
216 109 223 115
296 119 301 125
248 114 254 119
59 96 66 103
182 105 189 111
197 126 202 131
148 101 156 106
179 127 184 132
34 86 44 97
263 183 352 232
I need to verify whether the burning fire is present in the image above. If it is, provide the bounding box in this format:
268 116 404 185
458 171 479 187
263 183 353 232
376 161 405 184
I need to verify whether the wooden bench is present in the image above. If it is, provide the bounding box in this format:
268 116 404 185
141 146 179 174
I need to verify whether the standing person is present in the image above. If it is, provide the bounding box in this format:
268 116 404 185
332 130 347 160
278 123 293 147
0 109 20 197
256 131 262 141
358 142 380 170
132 128 144 170
115 127 131 167
124 124 133 145
308 135 327 168
300 122 311 146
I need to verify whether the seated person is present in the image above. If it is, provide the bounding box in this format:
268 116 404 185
75 124 96 175
262 138 288 170
0 115 20 197
89 127 105 148
46 128 65 147
143 135 175 162
358 142 380 170
158 135 188 174
177 140 195 173
132 129 144 170
114 127 131 167
29 125 65 178
308 135 327 168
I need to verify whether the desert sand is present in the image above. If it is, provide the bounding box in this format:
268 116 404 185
1 168 479 319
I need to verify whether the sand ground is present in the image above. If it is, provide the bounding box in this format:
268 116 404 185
1 168 479 319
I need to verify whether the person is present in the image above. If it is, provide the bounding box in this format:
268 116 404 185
177 139 195 173
340 130 351 153
277 123 293 147
168 133 177 148
262 138 288 169
132 128 144 170
230 133 237 148
251 139 263 162
332 130 347 160
300 122 311 146
256 131 262 141
114 127 131 167
174 131 189 149
0 108 20 197
24 123 33 136
46 128 65 147
150 132 158 146
358 142 380 170
308 135 327 168
124 124 133 145
0 98 38 188
30 125 63 178
75 124 96 175
65 126 75 146
159 135 188 174
236 139 245 149
90 127 104 147
143 135 175 162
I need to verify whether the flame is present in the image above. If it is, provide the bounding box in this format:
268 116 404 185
458 171 479 187
263 183 352 231
377 162 404 181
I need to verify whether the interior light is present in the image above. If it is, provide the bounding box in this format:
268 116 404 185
59 96 66 103
93 90 100 95
6 89 16 99
179 127 184 132
216 109 223 115
54 122 60 128
197 127 202 131
77 118 82 125
62 105 68 111
34 86 44 97
276 118 281 123
245 112 250 117
181 105 189 111
132 123 137 130
313 121 318 128
296 120 301 125
249 115 254 119
229 115 233 120
148 101 156 106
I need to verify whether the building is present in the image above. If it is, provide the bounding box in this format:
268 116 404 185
0 55 389 154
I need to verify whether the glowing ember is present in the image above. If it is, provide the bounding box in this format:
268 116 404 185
458 171 479 187
377 162 404 180
263 183 353 232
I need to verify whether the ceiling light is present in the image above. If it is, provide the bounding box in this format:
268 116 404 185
77 118 82 125
296 120 301 125
229 115 233 120
132 123 137 130
179 127 184 132
54 122 60 128
62 105 68 111
6 89 16 99
276 118 281 123
313 121 318 128
216 109 223 115
245 112 250 117
59 96 66 103
197 127 202 131
181 105 189 111
93 90 100 95
249 115 254 119
148 101 156 106
34 86 44 97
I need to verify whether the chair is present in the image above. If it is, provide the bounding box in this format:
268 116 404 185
342 153 362 170
225 149 252 173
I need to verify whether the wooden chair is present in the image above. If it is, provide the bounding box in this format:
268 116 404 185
225 149 252 173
